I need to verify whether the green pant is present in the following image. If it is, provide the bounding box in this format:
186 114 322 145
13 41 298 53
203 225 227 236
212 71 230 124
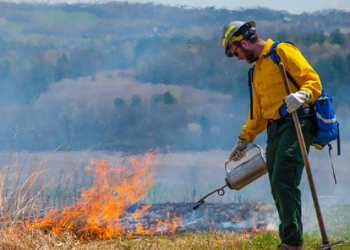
266 118 313 245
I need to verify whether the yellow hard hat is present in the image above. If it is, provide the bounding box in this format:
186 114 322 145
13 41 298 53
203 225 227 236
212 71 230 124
221 20 256 57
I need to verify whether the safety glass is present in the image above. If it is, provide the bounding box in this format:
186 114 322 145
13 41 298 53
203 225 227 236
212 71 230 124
231 42 241 57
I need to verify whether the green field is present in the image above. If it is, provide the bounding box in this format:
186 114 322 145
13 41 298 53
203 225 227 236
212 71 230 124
1 228 349 250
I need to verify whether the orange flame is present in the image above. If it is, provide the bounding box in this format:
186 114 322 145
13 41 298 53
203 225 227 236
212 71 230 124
21 149 181 239
252 226 260 233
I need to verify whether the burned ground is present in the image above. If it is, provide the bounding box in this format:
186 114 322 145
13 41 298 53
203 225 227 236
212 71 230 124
127 201 277 233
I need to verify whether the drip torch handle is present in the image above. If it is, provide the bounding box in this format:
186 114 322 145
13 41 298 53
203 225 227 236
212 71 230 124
225 144 262 173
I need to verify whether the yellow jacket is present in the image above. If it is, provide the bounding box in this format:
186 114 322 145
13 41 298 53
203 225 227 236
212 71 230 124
238 39 322 143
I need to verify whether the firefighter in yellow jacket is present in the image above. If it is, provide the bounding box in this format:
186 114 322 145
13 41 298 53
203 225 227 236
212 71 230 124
221 21 322 250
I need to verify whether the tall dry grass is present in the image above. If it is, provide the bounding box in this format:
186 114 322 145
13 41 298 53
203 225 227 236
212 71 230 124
0 140 96 249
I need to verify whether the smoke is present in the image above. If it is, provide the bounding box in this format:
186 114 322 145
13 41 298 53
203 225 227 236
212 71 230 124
0 69 243 152
2 69 349 209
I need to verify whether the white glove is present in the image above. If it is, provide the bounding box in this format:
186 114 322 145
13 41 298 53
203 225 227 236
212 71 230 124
284 91 311 113
229 139 250 162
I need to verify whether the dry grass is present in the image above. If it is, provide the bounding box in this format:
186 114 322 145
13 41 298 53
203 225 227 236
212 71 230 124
0 230 263 250
0 144 95 250
0 229 76 250
73 231 255 250
0 149 58 229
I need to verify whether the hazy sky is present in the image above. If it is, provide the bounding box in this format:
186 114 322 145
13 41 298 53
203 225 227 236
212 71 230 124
7 0 350 13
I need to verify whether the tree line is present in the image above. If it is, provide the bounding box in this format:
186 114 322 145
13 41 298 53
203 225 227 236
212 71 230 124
0 3 349 152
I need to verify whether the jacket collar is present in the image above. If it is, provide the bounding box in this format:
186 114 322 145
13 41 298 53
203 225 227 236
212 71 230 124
253 38 274 68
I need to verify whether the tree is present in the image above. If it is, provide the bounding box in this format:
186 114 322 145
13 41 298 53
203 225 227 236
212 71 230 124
313 31 326 44
55 54 71 81
130 95 142 107
163 91 177 105
346 52 350 66
315 55 346 88
276 30 288 41
330 29 345 46
114 97 125 108
0 59 11 81
295 31 325 47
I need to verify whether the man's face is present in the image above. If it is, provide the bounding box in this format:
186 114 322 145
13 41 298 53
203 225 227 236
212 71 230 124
229 41 258 64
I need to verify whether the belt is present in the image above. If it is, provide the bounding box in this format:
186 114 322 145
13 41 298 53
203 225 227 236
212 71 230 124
268 107 314 126
267 107 314 140
285 107 314 118
268 118 290 127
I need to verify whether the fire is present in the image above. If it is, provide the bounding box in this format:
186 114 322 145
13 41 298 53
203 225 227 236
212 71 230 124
156 212 180 235
21 149 181 239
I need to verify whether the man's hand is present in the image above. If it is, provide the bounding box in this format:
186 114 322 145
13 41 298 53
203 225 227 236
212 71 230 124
229 139 250 162
284 90 311 113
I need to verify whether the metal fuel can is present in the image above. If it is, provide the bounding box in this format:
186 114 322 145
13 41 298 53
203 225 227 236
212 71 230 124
225 144 267 190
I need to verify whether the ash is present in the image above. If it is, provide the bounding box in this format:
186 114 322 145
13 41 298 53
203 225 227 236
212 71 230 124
128 201 278 233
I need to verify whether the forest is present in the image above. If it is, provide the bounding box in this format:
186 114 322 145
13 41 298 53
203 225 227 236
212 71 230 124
0 2 349 153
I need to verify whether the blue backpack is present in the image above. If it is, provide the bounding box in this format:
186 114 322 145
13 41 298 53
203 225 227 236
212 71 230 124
311 90 340 151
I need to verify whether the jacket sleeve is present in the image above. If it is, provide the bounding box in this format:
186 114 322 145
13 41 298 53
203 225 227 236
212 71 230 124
238 88 267 143
277 43 322 103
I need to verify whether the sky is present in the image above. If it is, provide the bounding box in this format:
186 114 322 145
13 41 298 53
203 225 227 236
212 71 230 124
7 0 350 13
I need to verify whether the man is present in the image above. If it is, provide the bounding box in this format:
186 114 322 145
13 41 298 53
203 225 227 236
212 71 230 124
221 21 322 250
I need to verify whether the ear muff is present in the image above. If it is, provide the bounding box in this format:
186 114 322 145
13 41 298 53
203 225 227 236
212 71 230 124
242 27 256 38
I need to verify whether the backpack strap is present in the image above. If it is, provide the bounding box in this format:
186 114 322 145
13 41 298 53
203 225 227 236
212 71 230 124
337 122 341 155
247 41 299 121
264 40 296 63
328 143 337 184
248 67 254 120
264 41 300 90
286 71 300 91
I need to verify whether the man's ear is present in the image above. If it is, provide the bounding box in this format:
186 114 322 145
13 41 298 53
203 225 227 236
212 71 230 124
240 39 249 47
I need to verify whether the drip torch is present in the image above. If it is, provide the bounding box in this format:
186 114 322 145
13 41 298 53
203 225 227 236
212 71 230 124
193 144 267 210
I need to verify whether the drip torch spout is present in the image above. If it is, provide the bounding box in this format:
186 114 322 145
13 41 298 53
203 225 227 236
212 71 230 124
193 199 205 210
192 184 227 210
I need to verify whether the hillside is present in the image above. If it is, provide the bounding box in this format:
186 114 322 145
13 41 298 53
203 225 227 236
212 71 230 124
0 2 349 151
